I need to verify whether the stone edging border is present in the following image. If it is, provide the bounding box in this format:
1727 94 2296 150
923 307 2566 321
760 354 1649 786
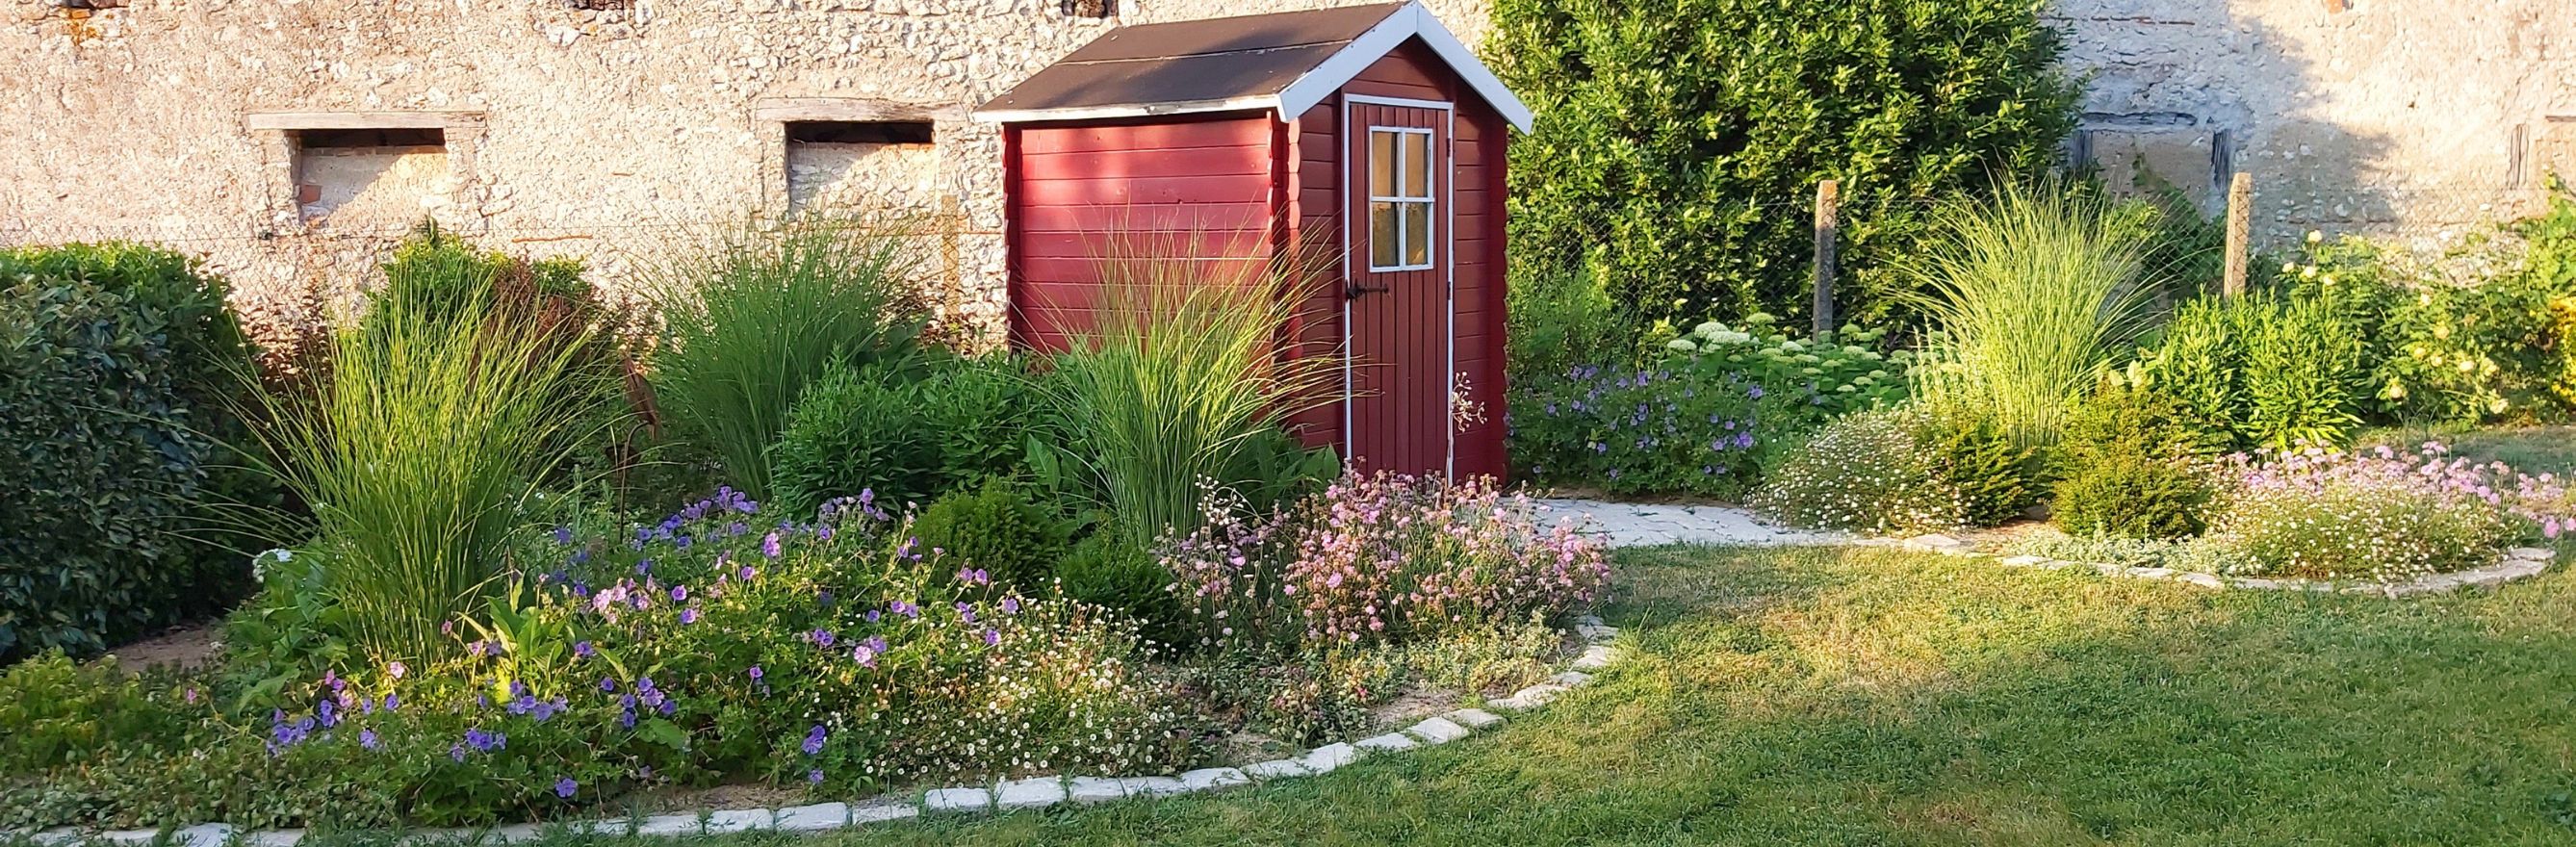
13 621 1630 847
1875 534 2562 598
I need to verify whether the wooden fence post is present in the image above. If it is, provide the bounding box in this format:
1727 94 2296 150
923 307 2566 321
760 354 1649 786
2222 172 2253 297
1812 179 1840 338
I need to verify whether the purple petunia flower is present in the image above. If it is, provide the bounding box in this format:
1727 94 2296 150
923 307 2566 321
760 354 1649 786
556 777 578 798
747 665 764 680
670 585 688 603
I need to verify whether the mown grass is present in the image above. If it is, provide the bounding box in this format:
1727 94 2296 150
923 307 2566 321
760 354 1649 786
330 544 2576 846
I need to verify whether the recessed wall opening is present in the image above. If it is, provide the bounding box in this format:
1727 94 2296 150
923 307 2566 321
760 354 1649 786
786 120 934 145
291 126 452 224
784 120 940 213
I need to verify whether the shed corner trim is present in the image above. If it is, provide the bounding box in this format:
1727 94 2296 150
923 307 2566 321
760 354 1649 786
1274 2 1533 132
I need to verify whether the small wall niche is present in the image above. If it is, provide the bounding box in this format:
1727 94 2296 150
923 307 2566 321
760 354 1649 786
788 120 933 146
292 128 451 223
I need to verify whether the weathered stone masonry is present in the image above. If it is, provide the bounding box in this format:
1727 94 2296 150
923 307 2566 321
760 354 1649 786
5 0 2570 344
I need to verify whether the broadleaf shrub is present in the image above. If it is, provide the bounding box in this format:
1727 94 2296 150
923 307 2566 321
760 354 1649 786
1492 0 2080 330
770 356 1039 517
0 244 269 660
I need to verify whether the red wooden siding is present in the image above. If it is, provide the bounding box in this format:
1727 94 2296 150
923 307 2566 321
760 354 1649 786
1001 37 1509 480
1006 114 1282 353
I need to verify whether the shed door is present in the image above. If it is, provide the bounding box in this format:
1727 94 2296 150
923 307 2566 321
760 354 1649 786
1343 96 1455 478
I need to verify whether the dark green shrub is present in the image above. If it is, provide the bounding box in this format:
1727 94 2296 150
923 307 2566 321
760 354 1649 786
1505 266 1629 386
2049 385 2220 539
909 481 1069 590
770 356 1039 517
1918 413 2044 528
1491 0 2080 331
1057 534 1187 646
0 244 269 660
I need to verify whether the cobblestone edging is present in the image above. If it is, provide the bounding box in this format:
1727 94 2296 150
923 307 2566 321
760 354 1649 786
1880 534 2563 598
17 622 1632 847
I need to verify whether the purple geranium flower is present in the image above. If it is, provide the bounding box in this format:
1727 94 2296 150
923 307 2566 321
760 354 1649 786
556 777 578 798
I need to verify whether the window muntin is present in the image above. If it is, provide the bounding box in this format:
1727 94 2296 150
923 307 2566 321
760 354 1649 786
1366 127 1435 271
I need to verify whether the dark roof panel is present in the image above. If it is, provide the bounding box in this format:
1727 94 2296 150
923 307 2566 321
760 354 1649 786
981 3 1407 115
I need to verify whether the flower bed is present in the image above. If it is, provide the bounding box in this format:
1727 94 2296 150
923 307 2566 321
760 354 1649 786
0 475 1609 833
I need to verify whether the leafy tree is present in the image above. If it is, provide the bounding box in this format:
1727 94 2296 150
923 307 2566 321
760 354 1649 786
1489 0 2081 331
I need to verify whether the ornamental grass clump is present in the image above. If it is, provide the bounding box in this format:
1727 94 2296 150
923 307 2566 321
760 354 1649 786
245 283 617 664
2205 444 2573 582
1160 473 1610 650
1905 181 2159 446
1035 240 1339 548
642 217 932 498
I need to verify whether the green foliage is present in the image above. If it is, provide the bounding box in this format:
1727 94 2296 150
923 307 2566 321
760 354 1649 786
770 356 1040 517
1056 533 1187 646
2049 384 2219 539
1504 266 1630 385
643 218 932 498
2134 288 2375 449
1919 412 2043 528
243 285 617 663
1509 313 1911 498
1491 0 2080 331
1907 182 2161 447
0 653 205 775
0 244 269 660
910 482 1070 591
1033 245 1340 548
1749 406 1966 534
370 224 646 492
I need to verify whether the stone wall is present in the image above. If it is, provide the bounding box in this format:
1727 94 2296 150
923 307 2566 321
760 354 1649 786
4 0 2568 344
2054 0 2576 248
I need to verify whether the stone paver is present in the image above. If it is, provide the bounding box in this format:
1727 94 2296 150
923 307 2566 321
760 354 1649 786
1353 732 1418 753
1240 757 1307 779
994 777 1067 810
1066 777 1127 805
634 814 701 837
1570 644 1618 671
1296 743 1359 774
1404 716 1472 744
849 802 920 826
1538 499 1842 548
773 803 848 833
704 808 771 833
1115 775 1189 797
174 824 236 847
1443 707 1505 730
922 787 992 814
1175 767 1249 792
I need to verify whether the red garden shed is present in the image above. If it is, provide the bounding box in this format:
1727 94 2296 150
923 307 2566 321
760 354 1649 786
975 1 1532 480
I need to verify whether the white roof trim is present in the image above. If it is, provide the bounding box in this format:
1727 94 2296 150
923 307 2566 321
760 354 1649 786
972 2 1533 132
1275 2 1533 132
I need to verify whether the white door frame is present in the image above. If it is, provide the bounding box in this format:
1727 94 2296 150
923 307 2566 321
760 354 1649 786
1338 92 1457 479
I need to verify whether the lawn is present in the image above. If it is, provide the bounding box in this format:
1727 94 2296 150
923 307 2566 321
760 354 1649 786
448 543 2576 847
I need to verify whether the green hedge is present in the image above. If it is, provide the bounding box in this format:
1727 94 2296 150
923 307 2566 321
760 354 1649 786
1490 0 2080 331
0 244 269 661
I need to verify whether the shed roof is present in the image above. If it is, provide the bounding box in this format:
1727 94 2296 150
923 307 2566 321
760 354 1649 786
974 1 1532 131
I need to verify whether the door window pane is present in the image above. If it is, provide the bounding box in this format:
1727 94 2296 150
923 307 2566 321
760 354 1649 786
1370 131 1397 197
1403 203 1430 267
1402 132 1431 197
1370 201 1401 269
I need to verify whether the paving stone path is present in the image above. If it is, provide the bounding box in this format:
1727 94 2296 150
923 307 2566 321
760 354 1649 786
1537 499 1845 548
